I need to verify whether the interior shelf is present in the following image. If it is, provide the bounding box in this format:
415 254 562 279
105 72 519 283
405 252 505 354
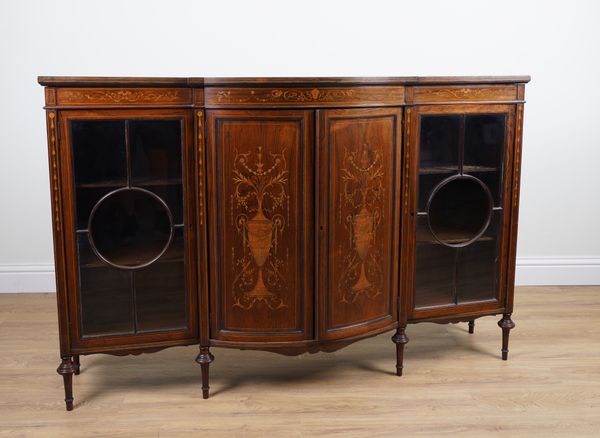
80 249 184 269
76 178 182 189
416 227 493 245
76 180 125 189
419 165 497 175
133 178 182 187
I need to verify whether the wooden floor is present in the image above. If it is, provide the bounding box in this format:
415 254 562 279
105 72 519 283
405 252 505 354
1 286 599 437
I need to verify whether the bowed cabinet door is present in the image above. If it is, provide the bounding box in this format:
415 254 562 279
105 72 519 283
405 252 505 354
206 110 314 343
318 108 402 341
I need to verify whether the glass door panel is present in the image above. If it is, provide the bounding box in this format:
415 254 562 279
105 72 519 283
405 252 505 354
414 112 507 310
70 118 188 337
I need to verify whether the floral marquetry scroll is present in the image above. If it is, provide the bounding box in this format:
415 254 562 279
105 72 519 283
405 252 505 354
338 144 384 304
319 108 401 340
231 146 289 310
208 110 313 342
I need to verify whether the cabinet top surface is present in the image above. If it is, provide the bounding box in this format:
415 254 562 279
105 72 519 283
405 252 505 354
38 75 531 87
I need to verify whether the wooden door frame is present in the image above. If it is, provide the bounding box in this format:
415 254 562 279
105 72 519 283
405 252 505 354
57 108 199 353
205 109 314 343
403 104 516 322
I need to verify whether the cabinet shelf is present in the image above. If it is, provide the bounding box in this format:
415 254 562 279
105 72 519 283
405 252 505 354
133 178 182 187
76 178 182 189
76 180 125 189
80 251 184 269
419 165 497 175
416 227 493 245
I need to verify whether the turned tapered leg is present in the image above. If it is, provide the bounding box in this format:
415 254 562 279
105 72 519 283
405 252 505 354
73 355 80 375
468 320 475 334
498 313 515 360
196 347 215 399
391 326 409 376
56 356 77 411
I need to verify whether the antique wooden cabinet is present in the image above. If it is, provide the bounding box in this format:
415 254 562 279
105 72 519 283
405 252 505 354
39 76 529 410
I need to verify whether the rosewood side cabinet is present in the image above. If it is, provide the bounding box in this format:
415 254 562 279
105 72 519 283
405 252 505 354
39 76 529 410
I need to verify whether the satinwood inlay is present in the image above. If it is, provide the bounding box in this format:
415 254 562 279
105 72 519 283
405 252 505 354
338 143 384 303
231 146 289 310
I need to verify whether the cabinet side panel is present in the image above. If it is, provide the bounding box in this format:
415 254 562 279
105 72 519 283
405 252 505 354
505 103 525 313
46 109 70 355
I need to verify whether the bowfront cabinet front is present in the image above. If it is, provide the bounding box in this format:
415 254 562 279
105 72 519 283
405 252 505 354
40 76 528 410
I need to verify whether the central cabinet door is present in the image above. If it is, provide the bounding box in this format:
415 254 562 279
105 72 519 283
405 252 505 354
318 108 402 340
206 110 313 342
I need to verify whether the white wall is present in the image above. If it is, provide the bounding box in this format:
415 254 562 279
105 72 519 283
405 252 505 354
0 0 599 291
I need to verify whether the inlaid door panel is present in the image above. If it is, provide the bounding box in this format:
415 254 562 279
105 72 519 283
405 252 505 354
206 110 313 342
404 104 515 321
318 108 401 340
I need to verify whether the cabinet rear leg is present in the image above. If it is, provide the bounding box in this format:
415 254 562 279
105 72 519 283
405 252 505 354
73 355 80 375
391 326 409 376
498 313 515 360
196 347 215 399
56 356 76 411
468 320 475 334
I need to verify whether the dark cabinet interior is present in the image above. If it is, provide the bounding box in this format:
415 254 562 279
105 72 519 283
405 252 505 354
70 118 189 338
413 112 509 312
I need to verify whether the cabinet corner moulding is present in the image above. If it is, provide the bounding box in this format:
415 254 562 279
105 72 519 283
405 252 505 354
39 75 530 410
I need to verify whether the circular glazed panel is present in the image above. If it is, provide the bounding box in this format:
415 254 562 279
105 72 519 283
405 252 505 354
88 187 173 269
426 175 492 247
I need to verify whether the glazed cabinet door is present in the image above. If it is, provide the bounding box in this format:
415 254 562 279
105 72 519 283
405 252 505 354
403 105 515 321
206 110 313 342
318 108 402 340
58 109 199 351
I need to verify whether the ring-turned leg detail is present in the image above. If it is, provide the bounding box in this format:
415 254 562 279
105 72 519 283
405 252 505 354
56 356 77 411
468 320 475 334
73 355 80 375
391 326 409 376
196 347 215 399
498 313 515 360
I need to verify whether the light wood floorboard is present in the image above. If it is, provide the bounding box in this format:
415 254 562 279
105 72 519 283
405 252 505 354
0 286 599 437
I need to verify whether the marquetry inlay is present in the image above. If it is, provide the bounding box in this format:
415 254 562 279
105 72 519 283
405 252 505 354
231 146 289 310
205 86 405 107
513 106 524 207
410 85 517 104
403 109 411 215
197 111 204 226
338 144 384 304
56 88 192 106
48 112 60 232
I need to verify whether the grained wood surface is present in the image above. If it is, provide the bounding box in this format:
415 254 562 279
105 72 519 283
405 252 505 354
206 110 314 342
318 108 401 340
37 76 531 87
1 286 598 437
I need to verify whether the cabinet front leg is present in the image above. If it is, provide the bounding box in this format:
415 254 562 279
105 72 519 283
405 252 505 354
56 356 77 411
196 347 215 399
73 355 80 375
391 326 409 376
498 313 515 360
468 320 475 334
